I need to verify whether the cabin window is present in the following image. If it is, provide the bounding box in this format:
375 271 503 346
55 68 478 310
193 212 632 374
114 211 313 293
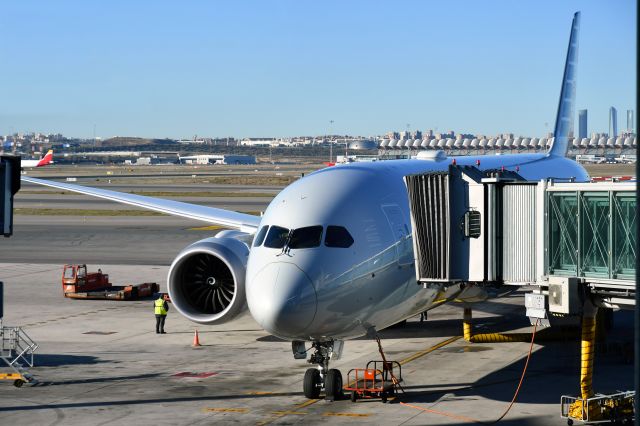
325 226 354 248
253 225 269 247
264 226 290 249
289 226 323 249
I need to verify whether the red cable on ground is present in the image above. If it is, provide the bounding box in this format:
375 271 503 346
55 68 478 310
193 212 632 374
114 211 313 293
400 319 539 424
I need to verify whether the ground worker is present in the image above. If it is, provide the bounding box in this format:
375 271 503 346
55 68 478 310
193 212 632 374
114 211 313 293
154 293 170 334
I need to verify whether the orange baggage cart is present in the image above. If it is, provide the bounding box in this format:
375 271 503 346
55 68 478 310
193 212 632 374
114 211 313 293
344 360 402 403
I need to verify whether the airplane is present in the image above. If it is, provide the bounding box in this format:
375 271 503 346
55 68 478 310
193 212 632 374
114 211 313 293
20 149 54 168
21 13 585 400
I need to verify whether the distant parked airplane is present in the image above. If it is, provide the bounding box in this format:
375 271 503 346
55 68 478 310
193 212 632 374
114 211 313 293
21 150 53 168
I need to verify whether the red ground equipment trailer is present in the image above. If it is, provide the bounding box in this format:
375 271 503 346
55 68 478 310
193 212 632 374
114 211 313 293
62 264 159 300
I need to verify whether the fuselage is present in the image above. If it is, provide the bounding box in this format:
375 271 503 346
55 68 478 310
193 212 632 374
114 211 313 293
245 153 588 341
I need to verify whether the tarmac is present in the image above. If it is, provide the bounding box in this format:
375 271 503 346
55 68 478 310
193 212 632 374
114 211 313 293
0 245 634 425
0 163 634 425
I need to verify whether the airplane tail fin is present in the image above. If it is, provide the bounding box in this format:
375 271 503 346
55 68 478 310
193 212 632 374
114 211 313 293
37 149 53 167
548 11 580 157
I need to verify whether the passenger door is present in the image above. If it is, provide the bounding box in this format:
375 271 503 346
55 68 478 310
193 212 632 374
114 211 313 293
381 204 413 266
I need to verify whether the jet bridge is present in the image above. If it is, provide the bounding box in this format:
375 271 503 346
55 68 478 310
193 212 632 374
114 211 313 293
404 166 635 321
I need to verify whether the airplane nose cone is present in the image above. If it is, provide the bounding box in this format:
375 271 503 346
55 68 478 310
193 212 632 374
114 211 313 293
247 262 317 337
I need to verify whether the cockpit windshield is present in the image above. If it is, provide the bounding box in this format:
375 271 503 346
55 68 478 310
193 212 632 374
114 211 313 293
260 225 324 249
253 225 269 247
325 225 354 248
264 226 290 248
288 226 323 249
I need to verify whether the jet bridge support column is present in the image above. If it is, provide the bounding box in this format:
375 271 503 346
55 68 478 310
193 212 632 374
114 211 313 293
566 300 603 421
579 300 598 401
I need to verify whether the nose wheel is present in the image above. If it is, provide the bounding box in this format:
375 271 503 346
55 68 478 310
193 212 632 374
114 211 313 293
302 368 344 401
302 341 344 400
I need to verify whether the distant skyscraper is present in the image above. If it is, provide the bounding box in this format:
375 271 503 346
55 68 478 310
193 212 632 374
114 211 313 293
609 107 618 138
578 109 587 139
627 109 634 133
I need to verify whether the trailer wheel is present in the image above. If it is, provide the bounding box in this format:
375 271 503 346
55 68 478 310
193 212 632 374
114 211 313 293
303 368 321 399
350 391 357 402
381 392 388 403
325 369 343 401
13 379 24 388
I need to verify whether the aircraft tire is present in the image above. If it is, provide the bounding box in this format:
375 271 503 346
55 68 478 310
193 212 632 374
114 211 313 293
325 368 343 400
303 368 321 399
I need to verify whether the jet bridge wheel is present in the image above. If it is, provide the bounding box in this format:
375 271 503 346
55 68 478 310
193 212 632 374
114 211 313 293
303 368 321 399
325 369 343 401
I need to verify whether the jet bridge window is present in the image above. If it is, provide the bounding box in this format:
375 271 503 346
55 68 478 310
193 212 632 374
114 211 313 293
264 225 290 249
253 225 269 247
325 226 354 248
289 226 323 249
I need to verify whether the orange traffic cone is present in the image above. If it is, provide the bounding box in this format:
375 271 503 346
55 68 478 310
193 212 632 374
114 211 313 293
192 329 202 347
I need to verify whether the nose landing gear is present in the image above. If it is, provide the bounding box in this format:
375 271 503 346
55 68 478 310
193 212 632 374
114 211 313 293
302 340 344 401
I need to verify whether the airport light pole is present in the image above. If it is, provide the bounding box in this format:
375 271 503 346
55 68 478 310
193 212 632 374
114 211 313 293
406 123 411 159
329 120 334 163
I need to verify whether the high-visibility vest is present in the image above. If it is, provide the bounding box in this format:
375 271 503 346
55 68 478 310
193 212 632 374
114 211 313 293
155 298 167 315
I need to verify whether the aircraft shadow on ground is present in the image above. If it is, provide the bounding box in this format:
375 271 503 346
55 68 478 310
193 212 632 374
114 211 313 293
32 373 163 387
0 390 300 412
398 332 634 407
256 335 287 342
33 353 105 367
363 315 531 340
256 315 536 342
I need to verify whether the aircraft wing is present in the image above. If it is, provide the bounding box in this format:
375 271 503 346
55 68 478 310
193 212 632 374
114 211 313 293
21 176 261 233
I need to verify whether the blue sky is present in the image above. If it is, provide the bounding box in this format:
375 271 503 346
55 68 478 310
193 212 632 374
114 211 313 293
0 1 636 139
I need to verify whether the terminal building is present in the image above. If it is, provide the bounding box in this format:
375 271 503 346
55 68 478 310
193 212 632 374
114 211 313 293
177 154 256 165
377 135 637 163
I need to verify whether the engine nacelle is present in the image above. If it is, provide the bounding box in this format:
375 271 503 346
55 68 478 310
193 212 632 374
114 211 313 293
167 237 249 325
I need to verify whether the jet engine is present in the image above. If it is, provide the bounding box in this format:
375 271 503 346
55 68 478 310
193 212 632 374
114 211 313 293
167 236 250 325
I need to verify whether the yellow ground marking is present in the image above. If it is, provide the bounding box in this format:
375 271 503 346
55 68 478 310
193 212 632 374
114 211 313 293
203 407 249 413
271 411 307 416
257 335 462 425
398 336 462 365
324 412 370 417
188 225 224 231
341 336 462 389
246 391 274 395
295 398 320 408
